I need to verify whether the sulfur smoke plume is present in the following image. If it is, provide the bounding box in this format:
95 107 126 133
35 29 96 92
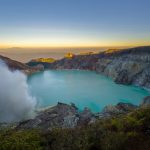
0 60 37 123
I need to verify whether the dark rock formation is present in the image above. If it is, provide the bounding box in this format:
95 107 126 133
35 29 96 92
116 102 137 112
17 102 96 130
97 102 137 119
140 96 150 107
115 70 131 85
78 107 96 126
16 102 137 130
133 68 150 88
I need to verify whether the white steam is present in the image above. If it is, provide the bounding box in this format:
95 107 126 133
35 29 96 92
0 60 37 123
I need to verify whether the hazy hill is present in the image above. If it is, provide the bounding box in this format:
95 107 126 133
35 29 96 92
0 55 39 74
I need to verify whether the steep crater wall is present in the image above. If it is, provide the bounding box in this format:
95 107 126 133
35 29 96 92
48 46 150 89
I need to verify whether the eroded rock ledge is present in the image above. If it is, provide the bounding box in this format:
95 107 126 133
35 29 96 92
15 96 150 130
0 96 149 130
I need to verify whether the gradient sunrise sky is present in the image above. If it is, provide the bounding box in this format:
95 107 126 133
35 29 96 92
0 0 150 48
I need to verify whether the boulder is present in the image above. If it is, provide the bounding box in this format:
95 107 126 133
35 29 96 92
116 102 137 112
115 70 131 85
140 96 150 107
97 102 137 119
78 107 96 126
133 68 150 89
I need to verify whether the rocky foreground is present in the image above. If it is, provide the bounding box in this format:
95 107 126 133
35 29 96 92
0 104 150 150
27 46 150 89
11 96 149 130
0 96 148 130
0 97 150 150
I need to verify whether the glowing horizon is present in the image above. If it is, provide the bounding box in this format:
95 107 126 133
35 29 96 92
0 0 150 49
0 41 150 49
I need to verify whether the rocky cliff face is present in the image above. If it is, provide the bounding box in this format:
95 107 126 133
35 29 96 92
46 46 150 89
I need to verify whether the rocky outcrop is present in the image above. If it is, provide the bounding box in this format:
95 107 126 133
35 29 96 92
78 107 96 126
133 68 150 88
16 102 138 130
140 96 150 107
40 46 150 89
97 102 137 119
17 102 96 130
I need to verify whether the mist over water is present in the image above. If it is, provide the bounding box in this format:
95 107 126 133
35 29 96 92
28 70 150 112
0 61 37 123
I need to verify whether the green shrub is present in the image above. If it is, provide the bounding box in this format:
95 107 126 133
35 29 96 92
0 107 150 150
0 130 43 150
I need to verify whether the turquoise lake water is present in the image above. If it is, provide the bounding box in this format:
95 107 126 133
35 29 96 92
28 70 150 112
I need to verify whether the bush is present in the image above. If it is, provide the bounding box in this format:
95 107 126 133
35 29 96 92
0 107 150 150
0 130 43 150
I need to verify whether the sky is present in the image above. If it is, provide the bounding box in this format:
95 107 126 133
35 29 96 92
0 0 150 48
